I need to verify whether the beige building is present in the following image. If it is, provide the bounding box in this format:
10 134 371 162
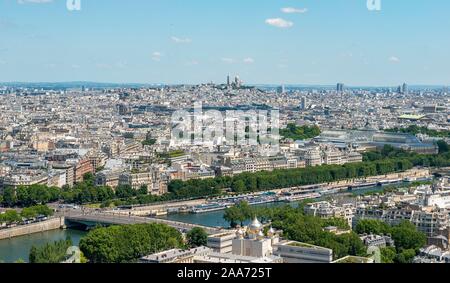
304 201 354 228
273 240 333 263
207 232 236 254
119 172 153 192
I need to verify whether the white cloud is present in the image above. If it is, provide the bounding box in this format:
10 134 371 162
243 57 254 64
152 51 163 61
265 18 294 28
221 58 234 64
171 36 192 44
281 7 308 14
389 56 400 63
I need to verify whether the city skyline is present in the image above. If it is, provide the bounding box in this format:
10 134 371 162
1 0 450 85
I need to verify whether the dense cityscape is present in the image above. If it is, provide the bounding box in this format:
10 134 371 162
1 80 450 265
1 1 450 276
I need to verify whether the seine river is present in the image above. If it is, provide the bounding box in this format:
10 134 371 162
0 185 386 263
0 229 87 263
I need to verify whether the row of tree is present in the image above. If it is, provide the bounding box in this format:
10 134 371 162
170 144 450 198
0 179 149 208
2 145 449 209
0 205 53 225
386 125 450 138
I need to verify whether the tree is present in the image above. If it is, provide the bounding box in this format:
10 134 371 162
115 185 136 199
280 124 321 141
83 173 95 186
29 238 73 263
79 223 183 263
355 219 391 235
223 206 240 228
0 210 21 224
186 227 208 247
381 247 396 263
21 205 54 219
395 249 417 264
437 140 449 154
223 201 252 227
137 185 149 196
232 180 246 193
391 221 426 252
1 187 17 207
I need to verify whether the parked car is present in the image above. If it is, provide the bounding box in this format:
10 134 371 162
37 215 48 222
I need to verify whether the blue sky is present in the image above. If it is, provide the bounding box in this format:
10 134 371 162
0 0 449 86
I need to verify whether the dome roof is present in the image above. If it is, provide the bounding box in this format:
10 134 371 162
249 216 262 231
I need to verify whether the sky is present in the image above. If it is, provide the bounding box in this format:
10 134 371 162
0 0 449 86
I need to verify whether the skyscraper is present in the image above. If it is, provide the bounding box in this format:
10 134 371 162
336 83 345 93
277 85 286 94
300 97 308 110
401 83 408 94
234 76 242 88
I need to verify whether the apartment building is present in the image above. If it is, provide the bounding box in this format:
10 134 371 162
119 171 153 191
304 201 354 228
273 241 334 263
74 159 95 183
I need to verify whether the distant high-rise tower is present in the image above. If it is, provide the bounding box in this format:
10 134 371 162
277 85 286 94
336 83 345 92
234 76 242 88
401 83 408 94
227 75 231 87
300 97 307 110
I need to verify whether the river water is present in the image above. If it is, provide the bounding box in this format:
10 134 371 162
0 229 87 263
0 185 387 263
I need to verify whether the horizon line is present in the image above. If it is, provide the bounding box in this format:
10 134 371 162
1 81 449 89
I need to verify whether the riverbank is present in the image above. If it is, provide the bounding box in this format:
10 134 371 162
0 217 65 240
109 168 430 216
0 184 395 263
0 228 86 263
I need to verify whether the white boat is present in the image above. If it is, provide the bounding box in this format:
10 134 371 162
191 203 228 214
278 192 321 202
